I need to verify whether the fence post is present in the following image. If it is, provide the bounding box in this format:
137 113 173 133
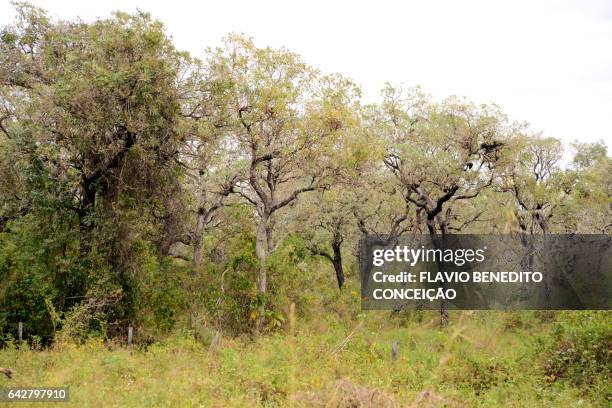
18 321 23 342
391 340 398 361
127 326 133 347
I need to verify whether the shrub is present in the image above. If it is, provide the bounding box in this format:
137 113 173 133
543 311 611 388
446 357 511 395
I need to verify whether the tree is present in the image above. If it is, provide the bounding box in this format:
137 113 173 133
351 172 414 242
374 85 509 236
206 35 359 329
289 112 404 289
499 135 570 235
563 140 611 233
0 4 187 334
372 85 511 323
292 187 356 289
1 4 185 239
301 175 412 289
175 59 239 266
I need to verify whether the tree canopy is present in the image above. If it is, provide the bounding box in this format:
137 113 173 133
0 3 609 340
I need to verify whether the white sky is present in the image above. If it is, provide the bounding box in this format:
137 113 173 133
1 0 611 153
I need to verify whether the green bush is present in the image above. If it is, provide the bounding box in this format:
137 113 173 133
446 356 511 395
543 312 611 391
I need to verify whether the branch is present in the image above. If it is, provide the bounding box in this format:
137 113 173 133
271 179 318 212
310 247 333 262
84 128 136 184
448 211 486 232
236 188 259 208
249 152 271 211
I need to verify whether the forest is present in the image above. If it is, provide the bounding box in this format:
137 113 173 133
0 3 610 407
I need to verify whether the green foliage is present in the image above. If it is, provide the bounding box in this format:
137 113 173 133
180 229 260 336
0 204 80 344
0 312 603 407
0 1 188 341
266 235 360 329
447 357 511 395
572 140 608 170
137 257 184 334
0 12 609 408
215 233 260 333
544 312 611 392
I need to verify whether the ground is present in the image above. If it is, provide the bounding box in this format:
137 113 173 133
0 311 607 407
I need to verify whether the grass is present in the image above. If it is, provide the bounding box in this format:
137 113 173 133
1 311 608 407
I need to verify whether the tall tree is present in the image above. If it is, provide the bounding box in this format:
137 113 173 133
1 5 185 241
206 35 358 329
374 85 509 236
372 85 511 323
0 4 187 330
293 187 357 289
289 114 398 289
562 140 611 233
176 59 239 266
499 135 570 235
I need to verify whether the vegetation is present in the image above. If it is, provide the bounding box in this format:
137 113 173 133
1 312 610 407
0 3 610 406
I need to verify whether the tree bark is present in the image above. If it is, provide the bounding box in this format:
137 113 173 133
426 215 437 236
78 177 97 258
192 177 236 266
427 214 449 326
255 214 270 331
192 207 208 267
266 218 275 254
331 239 344 289
534 210 549 235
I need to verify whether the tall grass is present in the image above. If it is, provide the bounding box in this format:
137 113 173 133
0 311 608 407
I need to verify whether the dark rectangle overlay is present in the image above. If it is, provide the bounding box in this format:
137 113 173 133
0 387 69 402
360 234 611 310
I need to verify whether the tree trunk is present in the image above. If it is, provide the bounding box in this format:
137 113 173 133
266 218 275 253
78 178 96 258
415 208 424 234
534 211 549 235
192 207 207 267
437 214 449 235
255 214 270 331
427 216 449 326
426 214 437 236
332 239 344 289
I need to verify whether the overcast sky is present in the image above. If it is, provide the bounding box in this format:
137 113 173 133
1 0 611 152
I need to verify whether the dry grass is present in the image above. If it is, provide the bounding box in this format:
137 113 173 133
0 312 606 407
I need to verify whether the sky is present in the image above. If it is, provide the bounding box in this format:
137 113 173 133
1 0 611 153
